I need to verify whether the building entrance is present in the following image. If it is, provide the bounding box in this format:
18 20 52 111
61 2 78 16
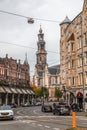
77 92 83 109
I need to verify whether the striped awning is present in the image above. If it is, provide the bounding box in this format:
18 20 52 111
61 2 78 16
21 89 27 94
26 89 31 94
10 88 18 94
30 90 35 95
0 87 6 93
16 88 23 94
3 87 12 93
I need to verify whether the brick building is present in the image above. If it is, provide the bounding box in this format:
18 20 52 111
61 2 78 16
60 0 87 110
0 54 34 106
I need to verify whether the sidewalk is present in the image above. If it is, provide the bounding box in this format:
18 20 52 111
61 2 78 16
76 111 87 116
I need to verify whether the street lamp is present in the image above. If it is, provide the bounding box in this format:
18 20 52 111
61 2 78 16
62 85 66 101
80 16 85 110
27 18 34 24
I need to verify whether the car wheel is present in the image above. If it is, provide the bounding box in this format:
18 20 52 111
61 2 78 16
57 111 60 115
53 112 55 115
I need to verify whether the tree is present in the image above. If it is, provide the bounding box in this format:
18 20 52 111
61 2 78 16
30 83 40 97
30 83 49 98
40 86 49 99
55 87 63 101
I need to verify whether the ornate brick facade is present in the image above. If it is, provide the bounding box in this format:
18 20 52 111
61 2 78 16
60 0 87 110
0 54 34 106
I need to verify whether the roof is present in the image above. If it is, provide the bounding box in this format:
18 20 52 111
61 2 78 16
48 65 60 75
60 16 71 25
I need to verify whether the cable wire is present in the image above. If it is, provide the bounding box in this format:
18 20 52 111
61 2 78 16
0 9 60 23
0 40 59 54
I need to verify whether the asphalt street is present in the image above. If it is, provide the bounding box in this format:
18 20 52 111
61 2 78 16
0 106 87 130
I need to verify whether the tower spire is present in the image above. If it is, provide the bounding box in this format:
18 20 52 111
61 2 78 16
39 24 43 34
24 53 28 65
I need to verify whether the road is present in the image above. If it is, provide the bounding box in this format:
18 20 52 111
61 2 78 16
0 106 87 130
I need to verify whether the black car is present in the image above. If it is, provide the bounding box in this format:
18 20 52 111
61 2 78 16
53 105 71 115
71 103 81 112
41 105 52 112
10 103 17 108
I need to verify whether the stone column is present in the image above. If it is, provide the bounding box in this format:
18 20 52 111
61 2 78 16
27 94 29 103
6 93 8 105
18 94 20 106
12 94 15 104
0 93 2 105
23 94 25 104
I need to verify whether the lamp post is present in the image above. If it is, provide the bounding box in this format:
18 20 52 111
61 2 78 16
62 85 66 102
80 16 85 110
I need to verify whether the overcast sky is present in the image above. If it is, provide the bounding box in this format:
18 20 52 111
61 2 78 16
0 0 84 79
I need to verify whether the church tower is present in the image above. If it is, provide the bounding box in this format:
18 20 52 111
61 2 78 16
35 26 47 71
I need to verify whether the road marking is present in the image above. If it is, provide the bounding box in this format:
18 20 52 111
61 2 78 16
38 124 43 127
18 120 37 123
53 128 60 130
31 122 36 126
45 125 50 128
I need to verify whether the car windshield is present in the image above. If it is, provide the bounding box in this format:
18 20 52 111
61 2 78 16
0 105 11 110
56 105 68 108
44 105 51 108
56 105 63 108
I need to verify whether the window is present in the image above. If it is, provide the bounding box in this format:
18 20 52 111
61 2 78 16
68 44 71 52
72 60 75 68
68 61 70 69
85 72 87 84
68 78 71 86
40 79 43 86
71 43 74 51
72 77 75 85
78 73 82 85
84 32 87 46
78 36 82 49
84 52 87 64
78 55 82 67
51 77 55 85
57 77 60 84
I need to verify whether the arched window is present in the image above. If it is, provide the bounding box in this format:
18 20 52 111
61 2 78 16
51 77 55 85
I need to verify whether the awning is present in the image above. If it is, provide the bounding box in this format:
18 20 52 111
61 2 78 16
16 88 23 94
26 89 31 94
21 89 27 94
10 88 18 94
4 87 12 93
30 90 35 95
0 87 6 93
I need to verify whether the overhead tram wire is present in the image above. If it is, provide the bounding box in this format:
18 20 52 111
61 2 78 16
0 9 60 23
0 40 59 54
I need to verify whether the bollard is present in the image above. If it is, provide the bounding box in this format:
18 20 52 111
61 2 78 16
72 112 76 128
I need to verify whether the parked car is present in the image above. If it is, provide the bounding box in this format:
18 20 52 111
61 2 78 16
71 103 81 112
10 103 17 108
41 104 52 112
0 105 14 120
53 105 71 115
22 102 31 107
35 102 42 106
